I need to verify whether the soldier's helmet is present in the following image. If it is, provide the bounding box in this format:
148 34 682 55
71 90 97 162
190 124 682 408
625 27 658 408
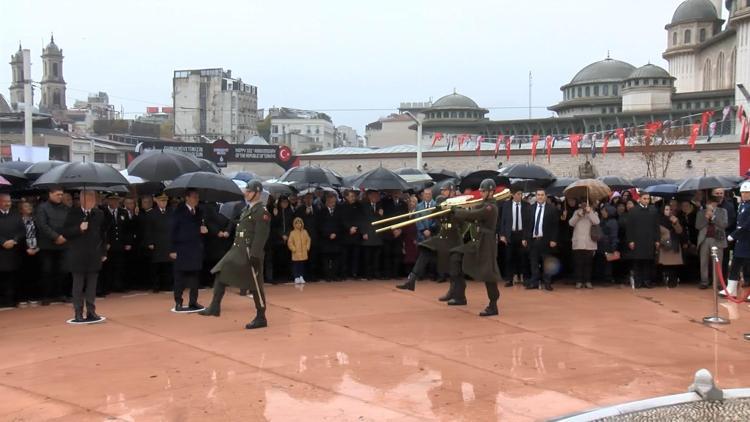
246 180 263 193
479 178 496 192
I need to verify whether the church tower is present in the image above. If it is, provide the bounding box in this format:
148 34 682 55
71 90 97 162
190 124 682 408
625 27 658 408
8 44 25 110
39 35 66 113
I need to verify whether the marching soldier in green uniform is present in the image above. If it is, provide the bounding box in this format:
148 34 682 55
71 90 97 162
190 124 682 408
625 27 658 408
446 178 503 317
397 182 466 302
199 180 271 329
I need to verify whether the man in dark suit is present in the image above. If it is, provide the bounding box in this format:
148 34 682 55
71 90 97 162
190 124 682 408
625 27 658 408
626 193 660 288
339 190 363 279
61 190 108 322
0 193 25 307
381 191 408 279
35 188 70 305
317 192 342 281
499 188 531 287
525 189 559 291
143 194 173 292
361 190 385 279
169 190 207 311
101 193 134 295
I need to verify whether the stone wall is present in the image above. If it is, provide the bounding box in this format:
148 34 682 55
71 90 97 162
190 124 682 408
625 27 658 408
298 143 741 179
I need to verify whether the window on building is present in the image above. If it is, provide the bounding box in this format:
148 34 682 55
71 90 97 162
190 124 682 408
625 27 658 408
272 125 278 134
610 107 615 113
315 126 320 135
603 85 609 96
685 29 691 43
53 91 61 105
700 28 706 42
94 153 119 164
577 87 582 97
52 62 58 77
634 80 640 86
306 126 311 134
585 86 590 96
613 85 618 95
673 32 678 45
459 111 465 118
450 112 457 118
686 102 692 109
601 108 607 114
677 103 683 110
594 85 599 96
652 79 659 85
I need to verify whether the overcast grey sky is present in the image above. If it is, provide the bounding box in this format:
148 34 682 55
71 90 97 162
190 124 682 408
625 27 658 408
2 0 692 134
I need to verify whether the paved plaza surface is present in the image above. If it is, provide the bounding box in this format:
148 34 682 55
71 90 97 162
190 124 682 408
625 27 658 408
1 281 749 421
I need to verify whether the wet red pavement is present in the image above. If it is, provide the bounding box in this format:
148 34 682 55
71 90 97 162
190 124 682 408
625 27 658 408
1 281 749 421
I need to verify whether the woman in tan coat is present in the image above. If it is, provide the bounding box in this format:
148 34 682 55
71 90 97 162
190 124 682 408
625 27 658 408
658 204 684 288
569 202 600 289
288 217 311 284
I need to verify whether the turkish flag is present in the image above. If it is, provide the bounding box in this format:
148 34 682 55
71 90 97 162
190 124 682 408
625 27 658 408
569 134 582 157
616 128 626 157
602 133 609 156
689 123 700 149
431 132 443 147
457 134 468 151
531 135 539 160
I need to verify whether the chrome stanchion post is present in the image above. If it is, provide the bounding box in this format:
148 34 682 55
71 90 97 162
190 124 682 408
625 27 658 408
703 246 729 325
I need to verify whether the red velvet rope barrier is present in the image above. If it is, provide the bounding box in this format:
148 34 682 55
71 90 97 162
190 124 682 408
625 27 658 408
715 259 750 304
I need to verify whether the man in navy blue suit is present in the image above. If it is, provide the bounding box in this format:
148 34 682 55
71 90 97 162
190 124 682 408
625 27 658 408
169 190 207 311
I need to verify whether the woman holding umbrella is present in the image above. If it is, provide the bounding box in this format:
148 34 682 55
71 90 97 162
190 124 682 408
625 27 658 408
657 204 685 288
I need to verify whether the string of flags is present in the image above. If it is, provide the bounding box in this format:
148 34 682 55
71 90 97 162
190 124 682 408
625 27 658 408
427 106 749 162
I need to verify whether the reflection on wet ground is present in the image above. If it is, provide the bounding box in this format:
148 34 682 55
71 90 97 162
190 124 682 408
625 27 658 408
0 281 748 421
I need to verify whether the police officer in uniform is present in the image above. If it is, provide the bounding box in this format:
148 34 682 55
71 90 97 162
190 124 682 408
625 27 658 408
397 183 464 302
101 193 134 295
446 179 503 317
722 180 750 300
200 181 271 330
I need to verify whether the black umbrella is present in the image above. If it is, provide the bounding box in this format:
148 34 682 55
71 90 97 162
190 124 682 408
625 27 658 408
544 177 578 197
73 185 130 194
24 160 66 180
458 170 510 192
643 184 678 198
33 162 129 189
431 178 460 198
227 171 260 182
298 186 338 196
352 167 410 191
677 176 737 192
0 161 33 172
198 159 220 174
428 169 459 182
0 166 28 185
395 168 428 176
219 201 244 219
510 178 554 193
631 177 677 189
164 172 243 203
278 165 341 186
498 163 555 181
262 181 295 196
597 176 634 191
127 150 202 182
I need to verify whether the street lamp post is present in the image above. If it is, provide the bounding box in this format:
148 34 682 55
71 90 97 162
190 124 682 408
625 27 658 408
404 111 423 169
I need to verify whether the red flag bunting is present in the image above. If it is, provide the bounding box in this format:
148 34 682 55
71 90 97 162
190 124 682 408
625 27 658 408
741 119 749 145
700 111 715 135
569 134 582 157
476 135 484 156
615 128 626 157
457 134 468 151
531 135 539 161
644 121 662 138
431 132 443 147
494 133 502 159
602 133 609 156
739 105 745 123
689 123 700 149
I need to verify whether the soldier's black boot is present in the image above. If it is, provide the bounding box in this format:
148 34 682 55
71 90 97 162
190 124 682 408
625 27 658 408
396 273 416 291
73 308 85 323
438 280 454 301
245 309 267 330
479 302 499 317
446 275 466 305
199 282 226 317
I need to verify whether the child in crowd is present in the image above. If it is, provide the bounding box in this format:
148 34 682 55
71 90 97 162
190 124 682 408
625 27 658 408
287 217 311 284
